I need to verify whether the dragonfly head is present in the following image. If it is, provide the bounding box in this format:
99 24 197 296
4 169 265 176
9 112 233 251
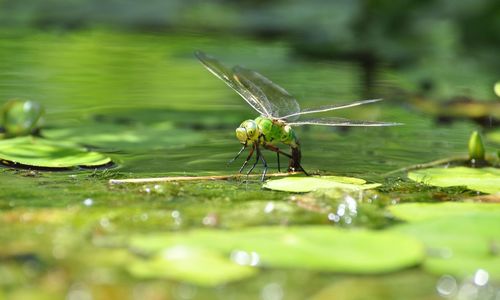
236 119 259 145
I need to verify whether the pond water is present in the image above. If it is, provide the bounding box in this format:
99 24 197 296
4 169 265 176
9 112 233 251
0 29 498 300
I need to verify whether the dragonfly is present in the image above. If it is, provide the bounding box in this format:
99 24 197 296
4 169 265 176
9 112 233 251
195 51 400 180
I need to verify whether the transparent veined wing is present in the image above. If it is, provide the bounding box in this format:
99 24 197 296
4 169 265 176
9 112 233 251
287 117 402 127
195 51 272 117
233 66 301 121
280 99 383 120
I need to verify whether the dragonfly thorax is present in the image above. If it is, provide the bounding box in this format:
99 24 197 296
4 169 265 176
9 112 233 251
235 119 260 145
236 117 298 148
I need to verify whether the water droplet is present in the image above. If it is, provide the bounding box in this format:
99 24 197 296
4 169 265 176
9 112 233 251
436 275 457 297
264 202 275 214
99 217 111 229
202 213 218 227
327 213 340 223
336 204 346 217
230 250 260 266
473 269 489 286
83 198 93 207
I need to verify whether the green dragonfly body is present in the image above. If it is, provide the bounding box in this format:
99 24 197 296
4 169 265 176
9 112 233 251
237 117 298 148
195 51 399 180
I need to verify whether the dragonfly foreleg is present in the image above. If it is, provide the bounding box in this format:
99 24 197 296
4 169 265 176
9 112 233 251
229 144 247 165
246 146 261 175
258 147 268 181
239 144 255 173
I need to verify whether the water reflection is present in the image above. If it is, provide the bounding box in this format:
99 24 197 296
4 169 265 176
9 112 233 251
436 270 499 300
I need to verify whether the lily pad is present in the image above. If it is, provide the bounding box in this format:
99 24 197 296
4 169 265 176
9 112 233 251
486 129 500 144
389 203 500 280
408 167 500 194
129 226 424 276
0 136 111 168
388 202 500 222
128 246 257 286
263 176 381 193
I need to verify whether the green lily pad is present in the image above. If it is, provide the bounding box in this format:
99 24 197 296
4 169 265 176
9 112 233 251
128 226 424 276
128 246 257 286
389 203 500 280
388 202 500 222
263 176 381 193
486 129 500 144
0 136 111 168
408 167 500 194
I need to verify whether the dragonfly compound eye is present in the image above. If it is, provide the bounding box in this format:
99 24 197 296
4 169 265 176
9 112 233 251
235 127 248 144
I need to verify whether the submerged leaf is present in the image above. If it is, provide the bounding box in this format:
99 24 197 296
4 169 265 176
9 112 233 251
263 176 380 193
128 226 424 276
0 136 111 168
408 167 500 194
128 246 257 286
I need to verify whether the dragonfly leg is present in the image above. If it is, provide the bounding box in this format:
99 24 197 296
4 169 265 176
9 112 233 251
228 144 247 165
239 144 255 173
263 143 292 159
246 146 261 175
276 152 280 172
258 147 268 181
263 143 292 173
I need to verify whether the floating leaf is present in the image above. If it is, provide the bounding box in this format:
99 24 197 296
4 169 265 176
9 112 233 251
393 213 500 280
0 136 111 168
388 202 500 222
486 129 500 144
389 203 500 280
128 226 424 276
408 167 500 194
128 246 257 286
263 176 381 193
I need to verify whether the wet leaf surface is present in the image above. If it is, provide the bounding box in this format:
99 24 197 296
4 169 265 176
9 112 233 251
389 202 500 280
408 167 500 194
128 246 258 286
0 137 111 168
127 226 424 277
263 176 381 193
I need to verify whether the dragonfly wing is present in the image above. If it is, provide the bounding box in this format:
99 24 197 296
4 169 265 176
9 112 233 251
287 117 402 127
195 51 271 117
233 66 301 120
280 99 383 120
